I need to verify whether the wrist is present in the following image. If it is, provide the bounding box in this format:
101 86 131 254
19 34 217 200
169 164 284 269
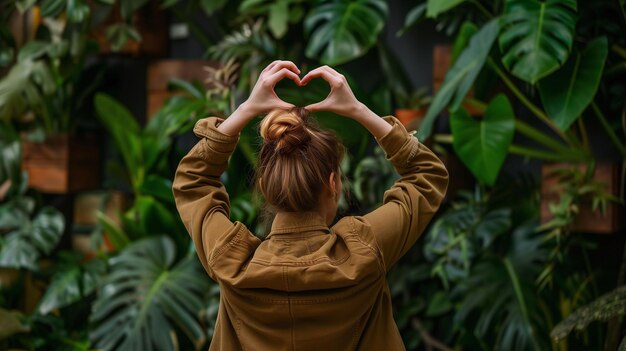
236 101 257 120
351 102 376 122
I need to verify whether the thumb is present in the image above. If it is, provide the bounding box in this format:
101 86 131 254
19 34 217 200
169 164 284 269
305 100 327 112
277 101 295 110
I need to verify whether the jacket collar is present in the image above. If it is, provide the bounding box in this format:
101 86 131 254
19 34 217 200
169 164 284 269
268 211 330 237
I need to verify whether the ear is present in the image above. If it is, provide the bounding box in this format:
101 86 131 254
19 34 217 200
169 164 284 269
328 172 338 197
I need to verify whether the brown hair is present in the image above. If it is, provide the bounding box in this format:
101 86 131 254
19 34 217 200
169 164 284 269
256 107 345 213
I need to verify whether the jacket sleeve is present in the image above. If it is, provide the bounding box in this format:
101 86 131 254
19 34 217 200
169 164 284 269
361 116 449 271
172 117 260 279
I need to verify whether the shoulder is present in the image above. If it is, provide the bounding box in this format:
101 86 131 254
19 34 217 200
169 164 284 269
331 215 384 270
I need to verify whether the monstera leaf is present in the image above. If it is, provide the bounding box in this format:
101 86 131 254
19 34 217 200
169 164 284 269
38 258 107 314
450 94 515 186
0 206 65 270
90 236 211 351
304 0 388 65
418 19 499 140
538 37 608 131
499 0 577 84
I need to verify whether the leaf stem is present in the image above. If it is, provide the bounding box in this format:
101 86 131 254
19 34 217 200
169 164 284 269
508 145 578 161
503 258 542 351
469 0 494 19
514 120 573 155
487 58 574 145
611 44 626 60
590 101 626 157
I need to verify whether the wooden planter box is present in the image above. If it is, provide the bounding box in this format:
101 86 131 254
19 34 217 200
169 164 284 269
21 135 101 194
541 162 624 234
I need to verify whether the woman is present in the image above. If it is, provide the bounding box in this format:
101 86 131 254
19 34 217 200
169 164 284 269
173 60 449 350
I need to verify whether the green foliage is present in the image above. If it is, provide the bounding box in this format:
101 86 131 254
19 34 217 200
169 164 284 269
94 93 202 193
538 37 608 131
38 258 107 315
418 19 499 140
425 190 512 287
426 0 466 18
0 308 29 341
352 147 398 208
453 221 549 351
0 60 55 121
304 0 388 65
499 0 578 84
450 94 516 185
0 206 65 270
238 0 305 38
89 236 211 351
208 20 276 64
552 285 626 341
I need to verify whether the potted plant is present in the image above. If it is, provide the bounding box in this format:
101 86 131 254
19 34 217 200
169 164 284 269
395 86 432 128
0 10 104 193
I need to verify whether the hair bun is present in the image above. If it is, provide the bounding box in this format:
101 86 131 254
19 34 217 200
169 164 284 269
260 108 311 154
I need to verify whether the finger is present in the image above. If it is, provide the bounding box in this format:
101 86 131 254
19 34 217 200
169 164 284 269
262 60 281 73
267 60 300 75
267 68 301 86
300 66 341 86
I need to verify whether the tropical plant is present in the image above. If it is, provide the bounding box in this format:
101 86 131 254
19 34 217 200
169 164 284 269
304 0 388 65
0 126 65 270
0 12 104 137
552 286 626 349
89 236 212 351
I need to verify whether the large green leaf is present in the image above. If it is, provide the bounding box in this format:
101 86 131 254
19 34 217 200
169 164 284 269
499 0 577 84
94 93 142 188
304 0 388 65
450 94 515 186
90 236 211 351
538 37 608 131
426 0 466 18
418 19 500 140
0 206 65 270
38 258 106 314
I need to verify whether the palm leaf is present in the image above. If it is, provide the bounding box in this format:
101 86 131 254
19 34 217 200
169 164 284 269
89 236 211 351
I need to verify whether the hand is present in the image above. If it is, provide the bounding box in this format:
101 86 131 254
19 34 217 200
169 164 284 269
217 60 300 136
299 65 363 119
244 60 301 116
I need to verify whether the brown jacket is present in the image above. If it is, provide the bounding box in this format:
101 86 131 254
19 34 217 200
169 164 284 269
173 115 449 351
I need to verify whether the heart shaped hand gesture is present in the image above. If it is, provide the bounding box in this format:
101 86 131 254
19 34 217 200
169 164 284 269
300 65 362 119
245 60 301 116
219 61 374 136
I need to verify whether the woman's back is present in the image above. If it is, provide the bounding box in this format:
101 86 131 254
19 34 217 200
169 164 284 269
172 61 449 350
211 212 400 351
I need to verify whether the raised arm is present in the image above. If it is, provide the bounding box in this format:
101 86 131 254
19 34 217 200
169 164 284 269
172 60 301 277
301 65 449 271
